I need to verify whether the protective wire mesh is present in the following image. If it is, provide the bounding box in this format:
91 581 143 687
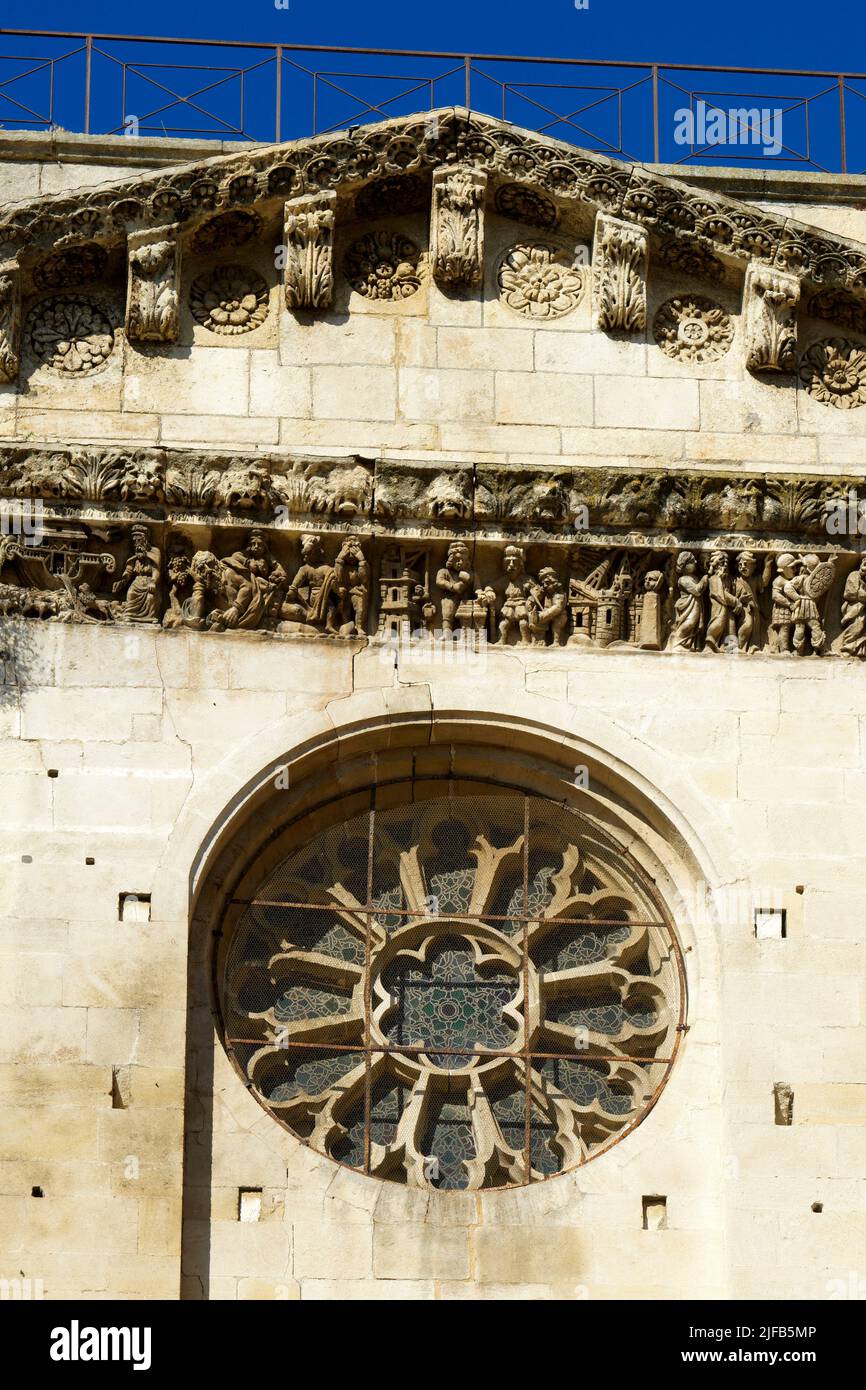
219 783 684 1189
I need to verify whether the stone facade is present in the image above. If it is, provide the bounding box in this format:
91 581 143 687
1 113 866 1302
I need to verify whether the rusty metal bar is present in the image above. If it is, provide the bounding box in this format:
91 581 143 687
652 63 659 162
275 44 282 143
839 75 848 173
83 32 91 133
240 898 669 930
227 1038 675 1064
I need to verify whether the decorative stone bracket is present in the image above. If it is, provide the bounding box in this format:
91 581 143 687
0 259 20 383
431 166 486 288
125 225 181 344
743 262 800 374
283 191 336 312
592 212 648 334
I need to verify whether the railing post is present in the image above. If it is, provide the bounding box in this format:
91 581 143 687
464 55 471 111
275 44 282 144
652 63 660 163
84 34 92 134
839 75 847 174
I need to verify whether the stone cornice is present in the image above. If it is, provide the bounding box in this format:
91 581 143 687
3 109 866 300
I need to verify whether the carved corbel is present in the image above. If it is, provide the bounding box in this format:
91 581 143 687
592 212 648 333
126 226 181 343
283 191 336 311
430 166 486 288
743 262 799 373
0 260 21 383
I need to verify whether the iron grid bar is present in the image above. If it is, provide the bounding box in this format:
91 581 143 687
0 30 862 173
239 898 672 931
226 1038 675 1065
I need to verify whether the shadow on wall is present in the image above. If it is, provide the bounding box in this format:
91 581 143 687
0 616 37 706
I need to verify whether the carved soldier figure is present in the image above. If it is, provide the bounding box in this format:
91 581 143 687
495 544 532 646
110 524 161 624
327 538 370 637
526 566 568 647
211 528 286 631
840 558 866 658
791 553 835 656
704 552 741 653
769 552 800 654
670 550 708 652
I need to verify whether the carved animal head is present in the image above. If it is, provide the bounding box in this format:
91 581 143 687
425 471 472 522
214 463 274 512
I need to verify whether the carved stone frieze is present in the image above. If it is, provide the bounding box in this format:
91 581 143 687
743 263 799 374
808 289 866 335
126 226 181 344
344 231 422 301
189 264 270 335
653 239 724 283
32 243 107 291
497 242 586 320
799 338 866 409
653 295 734 363
0 262 20 383
375 460 473 528
24 294 116 376
592 212 648 333
191 210 262 255
283 191 336 311
430 166 486 288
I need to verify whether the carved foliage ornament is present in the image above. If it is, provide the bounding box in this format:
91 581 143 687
190 264 270 335
799 338 866 409
593 212 648 333
126 229 180 344
0 265 20 384
654 240 724 283
25 294 116 376
354 173 426 220
494 182 559 229
653 295 734 363
344 231 422 301
498 242 586 320
32 243 107 291
743 263 799 374
431 166 486 288
283 192 335 311
191 210 263 255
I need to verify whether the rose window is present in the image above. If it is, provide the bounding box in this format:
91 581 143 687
218 789 684 1190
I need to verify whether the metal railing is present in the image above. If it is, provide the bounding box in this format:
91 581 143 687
0 29 865 174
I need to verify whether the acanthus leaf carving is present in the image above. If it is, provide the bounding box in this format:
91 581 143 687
743 262 799 374
0 261 20 384
283 191 336 312
126 226 181 344
592 212 648 333
430 166 486 288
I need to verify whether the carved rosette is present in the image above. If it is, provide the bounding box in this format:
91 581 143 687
25 294 115 376
592 212 648 333
283 191 336 312
799 338 866 409
653 296 734 363
344 231 422 301
0 262 20 383
497 242 586 320
430 166 486 288
126 226 181 344
32 244 107 291
494 183 558 229
743 263 799 374
190 264 270 335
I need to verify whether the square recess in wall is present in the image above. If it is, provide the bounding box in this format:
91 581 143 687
119 893 151 923
755 908 786 940
238 1189 263 1223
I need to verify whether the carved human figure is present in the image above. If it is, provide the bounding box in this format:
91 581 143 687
769 552 800 654
496 545 532 646
734 550 773 653
840 559 866 658
436 541 474 635
328 538 370 637
210 529 286 631
526 566 568 647
791 553 834 656
670 551 708 652
704 552 741 653
282 533 333 625
637 569 666 650
111 525 161 623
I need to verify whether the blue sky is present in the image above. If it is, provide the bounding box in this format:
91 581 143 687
1 2 864 169
1 0 863 74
